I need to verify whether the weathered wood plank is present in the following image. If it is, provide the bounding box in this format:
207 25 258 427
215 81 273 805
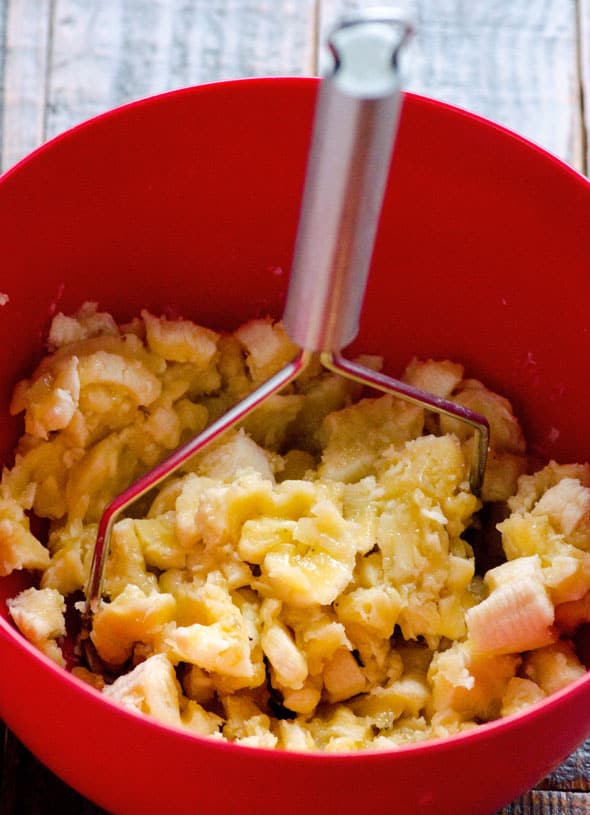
0 0 317 171
1 0 50 172
500 790 590 814
319 0 584 169
538 740 590 792
1 729 106 815
580 0 590 173
0 0 8 154
44 0 316 146
0 724 18 815
3 0 586 172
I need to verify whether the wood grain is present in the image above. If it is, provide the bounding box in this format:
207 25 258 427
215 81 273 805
0 0 317 170
319 0 584 169
0 725 107 815
1 0 50 171
500 791 590 814
580 0 590 172
1 0 586 171
538 741 590 792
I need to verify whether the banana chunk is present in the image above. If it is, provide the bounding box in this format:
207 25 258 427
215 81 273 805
466 557 555 655
533 477 590 545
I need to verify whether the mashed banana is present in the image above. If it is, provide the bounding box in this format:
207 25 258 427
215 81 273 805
1 303 589 751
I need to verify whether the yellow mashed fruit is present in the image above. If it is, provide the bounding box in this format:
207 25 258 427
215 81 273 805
2 302 590 751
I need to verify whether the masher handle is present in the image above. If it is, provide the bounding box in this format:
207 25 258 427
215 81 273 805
283 11 413 352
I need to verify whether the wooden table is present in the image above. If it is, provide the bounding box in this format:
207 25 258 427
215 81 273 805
0 1 589 812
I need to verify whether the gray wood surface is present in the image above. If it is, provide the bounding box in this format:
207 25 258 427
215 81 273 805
0 1 589 813
0 0 588 171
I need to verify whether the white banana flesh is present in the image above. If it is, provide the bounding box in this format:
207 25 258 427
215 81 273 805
466 557 555 656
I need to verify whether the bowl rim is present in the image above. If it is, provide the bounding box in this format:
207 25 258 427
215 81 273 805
2 74 589 194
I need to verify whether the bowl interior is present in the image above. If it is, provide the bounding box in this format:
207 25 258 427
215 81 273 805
0 77 590 815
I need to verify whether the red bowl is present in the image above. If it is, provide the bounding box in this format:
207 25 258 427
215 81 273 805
0 77 589 815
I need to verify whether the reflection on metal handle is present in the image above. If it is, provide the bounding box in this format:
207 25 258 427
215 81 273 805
283 11 413 352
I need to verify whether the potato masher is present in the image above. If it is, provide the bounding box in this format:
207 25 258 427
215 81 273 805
84 10 489 624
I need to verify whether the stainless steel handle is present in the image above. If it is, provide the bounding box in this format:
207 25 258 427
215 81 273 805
283 11 413 352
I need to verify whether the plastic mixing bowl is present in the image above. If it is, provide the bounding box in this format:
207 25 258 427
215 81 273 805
0 77 589 815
